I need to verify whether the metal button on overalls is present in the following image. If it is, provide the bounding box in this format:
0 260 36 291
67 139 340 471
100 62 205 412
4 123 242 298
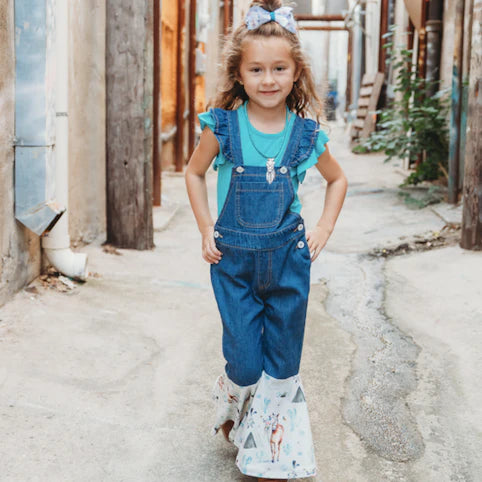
210 110 312 387
208 106 319 480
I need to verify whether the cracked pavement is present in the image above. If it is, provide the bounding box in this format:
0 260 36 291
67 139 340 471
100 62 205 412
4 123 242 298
0 124 481 481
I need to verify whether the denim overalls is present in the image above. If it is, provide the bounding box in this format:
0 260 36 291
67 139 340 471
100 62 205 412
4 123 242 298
209 107 318 479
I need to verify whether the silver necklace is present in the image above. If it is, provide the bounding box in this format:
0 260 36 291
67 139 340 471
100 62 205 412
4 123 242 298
245 106 291 184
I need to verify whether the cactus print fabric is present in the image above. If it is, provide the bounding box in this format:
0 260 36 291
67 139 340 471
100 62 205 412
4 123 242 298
212 371 316 479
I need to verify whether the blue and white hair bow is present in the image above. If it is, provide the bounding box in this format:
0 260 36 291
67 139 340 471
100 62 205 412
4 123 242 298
245 6 297 34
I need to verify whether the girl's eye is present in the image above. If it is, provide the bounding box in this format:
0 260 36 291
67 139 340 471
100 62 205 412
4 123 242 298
251 68 261 73
275 66 286 71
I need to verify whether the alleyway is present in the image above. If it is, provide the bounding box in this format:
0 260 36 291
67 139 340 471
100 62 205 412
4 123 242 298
0 125 481 481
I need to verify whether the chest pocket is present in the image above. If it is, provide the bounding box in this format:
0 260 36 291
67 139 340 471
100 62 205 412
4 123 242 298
235 181 284 229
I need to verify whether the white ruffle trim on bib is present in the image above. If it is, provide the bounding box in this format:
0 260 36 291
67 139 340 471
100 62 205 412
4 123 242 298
212 371 317 479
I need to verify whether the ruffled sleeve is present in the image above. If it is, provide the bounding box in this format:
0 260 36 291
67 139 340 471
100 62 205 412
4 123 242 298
197 110 228 171
295 128 330 183
198 110 215 132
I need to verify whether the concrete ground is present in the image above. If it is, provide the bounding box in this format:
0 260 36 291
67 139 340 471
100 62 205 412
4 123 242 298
0 123 481 482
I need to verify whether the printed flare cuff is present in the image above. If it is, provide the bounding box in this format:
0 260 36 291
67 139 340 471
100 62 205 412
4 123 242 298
212 371 317 479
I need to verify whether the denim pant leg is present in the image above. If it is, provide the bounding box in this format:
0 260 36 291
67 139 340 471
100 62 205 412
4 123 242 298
210 245 264 386
262 236 311 379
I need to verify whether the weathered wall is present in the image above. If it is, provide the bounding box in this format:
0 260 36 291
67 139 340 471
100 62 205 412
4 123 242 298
203 0 223 106
439 0 456 92
393 0 410 51
0 1 42 307
68 0 107 244
392 0 410 103
233 0 250 28
365 0 381 75
1 0 107 307
106 0 154 249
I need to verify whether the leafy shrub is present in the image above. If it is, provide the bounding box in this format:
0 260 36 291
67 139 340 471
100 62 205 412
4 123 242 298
355 30 449 186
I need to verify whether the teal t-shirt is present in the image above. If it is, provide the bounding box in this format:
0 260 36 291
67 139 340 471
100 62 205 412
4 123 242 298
198 101 329 215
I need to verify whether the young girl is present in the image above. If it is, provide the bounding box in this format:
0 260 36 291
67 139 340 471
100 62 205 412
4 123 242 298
185 1 347 479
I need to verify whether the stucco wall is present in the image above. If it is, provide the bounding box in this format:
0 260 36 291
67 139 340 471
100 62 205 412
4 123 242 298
440 0 455 92
1 0 107 307
365 0 381 75
203 2 222 106
233 0 251 33
0 0 42 307
68 0 107 244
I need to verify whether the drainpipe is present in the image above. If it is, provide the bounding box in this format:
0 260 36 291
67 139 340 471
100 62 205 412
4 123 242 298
41 0 88 280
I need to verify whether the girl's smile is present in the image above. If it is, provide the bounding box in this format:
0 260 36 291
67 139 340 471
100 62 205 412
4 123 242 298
239 36 298 113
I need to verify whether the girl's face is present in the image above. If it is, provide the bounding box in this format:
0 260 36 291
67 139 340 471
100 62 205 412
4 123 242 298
238 36 299 112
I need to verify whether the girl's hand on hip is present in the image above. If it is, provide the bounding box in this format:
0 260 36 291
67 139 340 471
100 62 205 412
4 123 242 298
201 226 223 264
306 224 331 262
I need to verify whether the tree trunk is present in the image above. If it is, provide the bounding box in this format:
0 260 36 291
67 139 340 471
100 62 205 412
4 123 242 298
106 0 154 249
460 0 482 250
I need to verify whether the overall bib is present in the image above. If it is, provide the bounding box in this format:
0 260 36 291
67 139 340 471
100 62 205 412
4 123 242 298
209 108 318 479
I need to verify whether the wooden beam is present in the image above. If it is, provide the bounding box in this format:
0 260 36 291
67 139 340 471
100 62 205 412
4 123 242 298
448 0 466 203
378 0 389 73
417 0 428 78
295 14 344 21
350 73 384 143
361 73 384 138
459 0 474 191
188 0 196 160
153 0 161 206
346 28 353 111
106 0 154 249
460 0 482 249
224 0 231 36
175 0 185 172
298 25 347 31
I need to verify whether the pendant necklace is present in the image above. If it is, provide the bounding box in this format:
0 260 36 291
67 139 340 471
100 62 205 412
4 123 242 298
245 106 291 184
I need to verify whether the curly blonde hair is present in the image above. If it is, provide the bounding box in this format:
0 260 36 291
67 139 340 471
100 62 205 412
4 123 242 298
209 0 324 123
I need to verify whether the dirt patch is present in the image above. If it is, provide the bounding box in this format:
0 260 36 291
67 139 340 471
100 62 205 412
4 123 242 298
24 267 101 295
102 243 123 255
369 224 461 258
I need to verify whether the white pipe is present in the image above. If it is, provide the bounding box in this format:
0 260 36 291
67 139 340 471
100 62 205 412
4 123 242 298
42 0 88 281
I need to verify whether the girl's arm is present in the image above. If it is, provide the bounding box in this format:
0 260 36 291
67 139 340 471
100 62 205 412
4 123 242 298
305 144 347 261
185 127 223 264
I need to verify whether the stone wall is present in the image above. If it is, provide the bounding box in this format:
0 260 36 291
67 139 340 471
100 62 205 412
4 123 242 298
0 0 42 307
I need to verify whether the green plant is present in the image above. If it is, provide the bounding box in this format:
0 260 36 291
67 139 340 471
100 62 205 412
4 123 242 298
357 28 449 185
398 185 445 209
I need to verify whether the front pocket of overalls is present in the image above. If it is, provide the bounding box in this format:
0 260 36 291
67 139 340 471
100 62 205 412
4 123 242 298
235 181 283 228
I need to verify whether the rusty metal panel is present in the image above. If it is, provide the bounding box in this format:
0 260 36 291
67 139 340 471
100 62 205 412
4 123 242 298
15 2 47 145
14 0 62 235
14 0 55 146
15 147 64 236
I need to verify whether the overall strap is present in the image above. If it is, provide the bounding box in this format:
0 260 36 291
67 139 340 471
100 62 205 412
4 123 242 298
279 115 303 167
279 115 319 168
210 108 244 167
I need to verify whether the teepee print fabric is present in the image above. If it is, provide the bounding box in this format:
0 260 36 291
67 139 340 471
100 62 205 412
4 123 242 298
212 373 257 440
212 371 316 479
